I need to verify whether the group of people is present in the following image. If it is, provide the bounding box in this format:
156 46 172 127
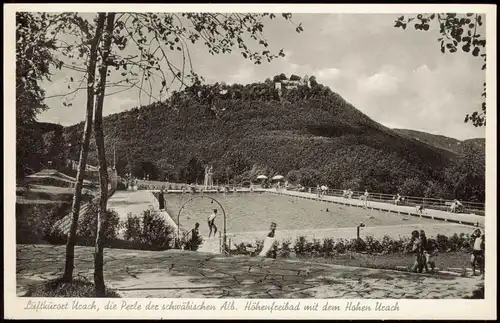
408 227 485 277
408 229 437 273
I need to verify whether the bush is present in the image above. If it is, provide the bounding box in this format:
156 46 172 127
436 234 450 252
16 203 68 244
464 283 484 299
255 239 264 254
123 212 141 241
322 238 335 256
229 232 474 258
117 181 127 190
334 239 347 254
122 208 174 250
279 240 292 258
77 201 121 245
294 236 307 255
381 234 406 254
365 235 383 253
311 238 323 255
349 238 367 253
179 231 204 251
448 233 459 251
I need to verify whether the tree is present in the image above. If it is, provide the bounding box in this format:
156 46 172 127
273 73 288 83
63 13 106 282
289 74 301 81
309 75 318 87
397 177 425 197
222 151 252 180
47 11 303 294
43 127 67 168
16 12 57 179
443 144 485 202
423 180 448 199
294 168 323 187
180 156 204 184
130 160 161 180
394 13 486 127
93 12 116 295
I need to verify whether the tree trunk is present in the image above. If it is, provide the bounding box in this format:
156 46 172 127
63 13 106 282
93 12 116 296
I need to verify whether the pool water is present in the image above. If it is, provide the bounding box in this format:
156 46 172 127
164 192 439 234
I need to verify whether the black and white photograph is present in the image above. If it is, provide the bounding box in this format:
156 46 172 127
4 3 496 320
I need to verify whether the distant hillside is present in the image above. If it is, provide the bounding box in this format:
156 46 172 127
35 122 63 133
392 129 485 156
61 76 485 201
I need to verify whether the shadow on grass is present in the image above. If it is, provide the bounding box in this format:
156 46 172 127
22 277 121 298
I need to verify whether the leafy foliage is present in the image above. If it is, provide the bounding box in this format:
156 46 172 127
233 232 476 258
16 13 59 179
122 208 174 250
16 203 68 244
394 13 486 127
77 200 121 245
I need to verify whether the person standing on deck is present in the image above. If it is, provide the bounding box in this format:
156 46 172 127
362 189 370 208
208 209 218 238
470 228 484 276
267 222 278 259
419 230 432 273
190 222 201 251
158 188 165 211
409 230 424 273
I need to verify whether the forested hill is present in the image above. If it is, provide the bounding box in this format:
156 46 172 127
61 75 485 201
392 128 485 156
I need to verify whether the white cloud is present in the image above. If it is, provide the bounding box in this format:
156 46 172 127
316 67 341 81
357 72 400 95
226 65 257 85
36 13 486 140
105 96 137 115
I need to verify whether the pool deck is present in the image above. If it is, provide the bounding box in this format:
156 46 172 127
107 190 179 240
265 189 485 227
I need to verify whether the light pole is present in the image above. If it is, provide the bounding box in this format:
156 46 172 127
176 195 227 252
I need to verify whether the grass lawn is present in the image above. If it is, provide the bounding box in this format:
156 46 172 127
294 251 474 274
23 278 121 298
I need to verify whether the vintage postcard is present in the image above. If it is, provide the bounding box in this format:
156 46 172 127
4 3 497 320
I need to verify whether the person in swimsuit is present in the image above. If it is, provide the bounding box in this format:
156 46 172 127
207 209 218 238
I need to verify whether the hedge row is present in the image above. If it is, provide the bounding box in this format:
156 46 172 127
231 232 478 258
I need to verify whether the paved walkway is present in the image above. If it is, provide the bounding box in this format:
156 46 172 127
16 244 482 299
107 190 179 239
268 190 485 227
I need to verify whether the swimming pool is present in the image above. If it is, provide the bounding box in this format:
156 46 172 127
164 192 440 234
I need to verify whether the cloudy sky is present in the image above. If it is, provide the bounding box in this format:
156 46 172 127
38 13 486 140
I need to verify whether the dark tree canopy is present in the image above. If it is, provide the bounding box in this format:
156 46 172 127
16 12 59 178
